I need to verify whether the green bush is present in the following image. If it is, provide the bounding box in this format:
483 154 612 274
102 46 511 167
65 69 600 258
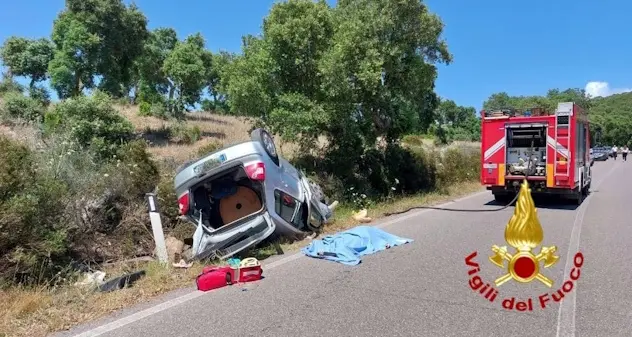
150 103 169 119
138 101 152 116
197 140 222 156
357 145 438 198
0 136 34 199
200 99 215 112
0 131 163 285
401 134 427 147
154 169 180 228
295 142 479 205
0 136 70 283
436 147 480 187
170 122 201 144
43 91 134 160
0 76 24 95
1 91 46 122
116 139 160 197
28 85 51 106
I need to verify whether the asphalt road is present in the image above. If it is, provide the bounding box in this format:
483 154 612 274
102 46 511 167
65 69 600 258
57 159 632 337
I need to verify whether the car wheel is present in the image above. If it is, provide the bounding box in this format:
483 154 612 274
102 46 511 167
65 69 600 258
251 128 279 166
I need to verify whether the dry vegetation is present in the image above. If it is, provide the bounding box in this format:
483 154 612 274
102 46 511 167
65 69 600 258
116 104 307 163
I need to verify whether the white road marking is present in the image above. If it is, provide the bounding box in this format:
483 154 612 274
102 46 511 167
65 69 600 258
555 163 620 337
70 190 489 337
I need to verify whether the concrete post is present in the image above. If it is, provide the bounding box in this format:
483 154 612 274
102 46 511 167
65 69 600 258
146 193 168 264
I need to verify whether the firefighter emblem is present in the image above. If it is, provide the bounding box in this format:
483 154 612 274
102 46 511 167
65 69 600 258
489 180 559 287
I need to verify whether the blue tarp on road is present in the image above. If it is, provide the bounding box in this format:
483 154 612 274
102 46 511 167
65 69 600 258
301 226 413 266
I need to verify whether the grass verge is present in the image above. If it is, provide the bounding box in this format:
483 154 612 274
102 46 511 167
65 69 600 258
0 181 483 337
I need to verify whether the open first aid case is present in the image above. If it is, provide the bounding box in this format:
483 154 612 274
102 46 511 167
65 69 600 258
196 258 263 292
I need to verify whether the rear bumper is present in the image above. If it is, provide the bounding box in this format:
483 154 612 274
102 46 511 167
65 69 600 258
487 185 579 196
191 212 276 260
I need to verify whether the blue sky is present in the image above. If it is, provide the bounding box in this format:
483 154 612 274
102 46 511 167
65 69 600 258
1 0 631 109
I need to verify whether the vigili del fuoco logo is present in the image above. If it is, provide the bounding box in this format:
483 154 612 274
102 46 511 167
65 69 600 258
465 180 584 311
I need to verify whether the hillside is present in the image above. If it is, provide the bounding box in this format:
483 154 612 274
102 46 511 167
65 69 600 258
589 91 632 145
118 104 255 162
117 104 480 163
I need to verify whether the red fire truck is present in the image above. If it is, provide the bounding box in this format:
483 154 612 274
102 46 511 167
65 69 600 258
480 102 592 204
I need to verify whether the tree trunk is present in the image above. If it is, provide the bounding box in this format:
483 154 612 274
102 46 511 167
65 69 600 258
168 85 175 101
72 72 82 97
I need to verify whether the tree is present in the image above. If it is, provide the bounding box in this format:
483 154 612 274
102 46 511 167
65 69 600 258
162 33 208 117
223 0 451 154
223 35 278 121
482 88 592 112
319 0 451 149
48 0 148 98
133 27 178 104
589 92 632 146
263 0 334 98
546 88 592 111
202 51 235 111
0 37 54 88
434 99 480 142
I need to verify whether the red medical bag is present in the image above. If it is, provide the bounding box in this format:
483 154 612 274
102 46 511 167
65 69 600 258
196 266 234 292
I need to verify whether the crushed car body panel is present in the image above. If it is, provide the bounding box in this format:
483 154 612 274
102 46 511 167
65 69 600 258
174 129 335 261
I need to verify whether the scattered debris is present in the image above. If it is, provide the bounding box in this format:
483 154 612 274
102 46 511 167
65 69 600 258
227 257 241 268
98 270 146 293
164 236 185 262
352 209 372 223
74 271 107 288
172 259 193 269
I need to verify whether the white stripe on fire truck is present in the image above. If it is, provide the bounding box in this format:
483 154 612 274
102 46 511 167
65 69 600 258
484 137 506 160
546 136 570 158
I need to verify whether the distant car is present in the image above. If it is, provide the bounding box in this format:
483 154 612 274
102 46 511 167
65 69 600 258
174 128 336 260
590 146 610 161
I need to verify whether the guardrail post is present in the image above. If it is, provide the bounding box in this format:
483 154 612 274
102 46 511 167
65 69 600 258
146 193 168 264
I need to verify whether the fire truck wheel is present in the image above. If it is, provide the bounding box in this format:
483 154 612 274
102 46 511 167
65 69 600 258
574 189 584 205
493 194 509 203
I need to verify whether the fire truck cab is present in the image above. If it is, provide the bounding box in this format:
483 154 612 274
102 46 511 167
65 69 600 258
480 102 592 204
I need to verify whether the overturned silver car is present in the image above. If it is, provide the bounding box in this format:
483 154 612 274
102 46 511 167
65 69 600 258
174 128 337 260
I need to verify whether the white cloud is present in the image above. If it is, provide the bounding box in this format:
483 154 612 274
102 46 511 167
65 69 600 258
585 81 632 98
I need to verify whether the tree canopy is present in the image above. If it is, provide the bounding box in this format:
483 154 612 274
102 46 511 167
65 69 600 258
222 0 455 153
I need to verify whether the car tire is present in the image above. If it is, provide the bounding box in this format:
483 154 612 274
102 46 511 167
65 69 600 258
251 128 279 166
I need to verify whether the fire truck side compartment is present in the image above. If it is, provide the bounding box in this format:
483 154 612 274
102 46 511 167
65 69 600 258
505 123 547 179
